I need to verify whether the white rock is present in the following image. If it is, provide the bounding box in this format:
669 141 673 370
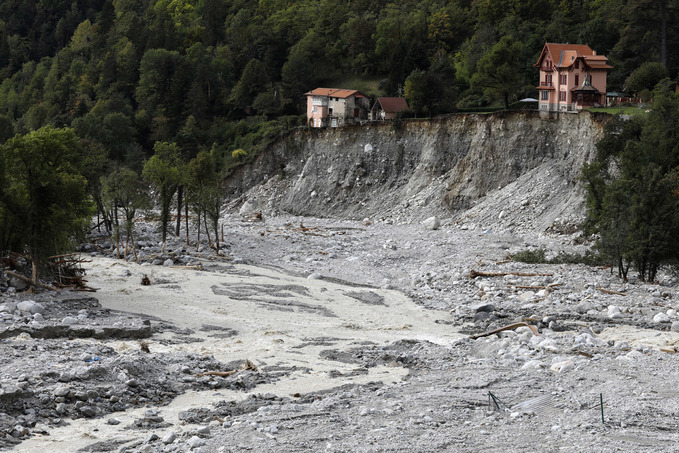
61 316 78 325
550 360 574 373
163 259 174 267
307 273 323 280
653 313 670 323
521 360 544 370
187 436 205 448
518 291 535 302
671 321 679 333
422 216 440 230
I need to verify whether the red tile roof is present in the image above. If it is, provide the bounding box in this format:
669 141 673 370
305 88 362 99
535 43 612 69
377 97 409 113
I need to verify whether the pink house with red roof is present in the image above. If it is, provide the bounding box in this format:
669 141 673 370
535 43 611 113
305 88 370 128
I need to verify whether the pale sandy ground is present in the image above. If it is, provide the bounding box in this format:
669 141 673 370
16 256 463 451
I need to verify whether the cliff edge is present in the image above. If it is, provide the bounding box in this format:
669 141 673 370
225 111 607 234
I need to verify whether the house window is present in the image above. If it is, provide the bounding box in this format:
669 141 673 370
312 106 317 113
328 107 333 115
575 74 579 86
560 74 567 85
547 74 552 85
560 91 566 102
541 91 549 101
575 60 579 69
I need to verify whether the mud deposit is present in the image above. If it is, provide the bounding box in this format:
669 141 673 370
2 213 679 452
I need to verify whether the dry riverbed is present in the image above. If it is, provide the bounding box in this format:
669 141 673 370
2 214 679 452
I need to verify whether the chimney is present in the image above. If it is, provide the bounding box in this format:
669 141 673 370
593 50 597 55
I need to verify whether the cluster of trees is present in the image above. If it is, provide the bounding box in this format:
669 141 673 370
0 0 677 280
582 84 679 282
0 126 231 284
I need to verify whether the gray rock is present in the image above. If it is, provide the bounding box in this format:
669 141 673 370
422 216 440 230
79 406 97 417
473 303 495 313
61 316 78 325
162 431 177 444
17 300 45 314
8 277 28 291
163 259 174 266
53 386 70 397
107 418 121 425
187 436 205 448
145 433 159 443
653 312 670 323
33 313 44 322
671 321 679 333
196 425 210 435
307 273 323 280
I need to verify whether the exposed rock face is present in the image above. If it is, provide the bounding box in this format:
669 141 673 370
225 111 607 231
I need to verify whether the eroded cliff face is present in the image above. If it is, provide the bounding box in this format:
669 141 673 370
226 111 606 232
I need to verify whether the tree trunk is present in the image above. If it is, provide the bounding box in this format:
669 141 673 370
196 209 201 251
185 199 190 246
203 210 212 247
176 186 183 237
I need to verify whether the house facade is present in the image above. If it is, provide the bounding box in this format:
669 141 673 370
370 97 409 120
305 88 370 128
535 43 611 114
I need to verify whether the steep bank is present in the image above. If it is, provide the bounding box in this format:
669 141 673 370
225 111 607 233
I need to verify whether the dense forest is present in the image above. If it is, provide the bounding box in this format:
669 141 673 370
0 0 678 281
0 0 677 163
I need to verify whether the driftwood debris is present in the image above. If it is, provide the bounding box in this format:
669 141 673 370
241 212 264 222
141 274 151 286
597 287 627 296
469 269 553 279
169 264 204 271
469 322 539 340
509 283 564 290
6 271 57 292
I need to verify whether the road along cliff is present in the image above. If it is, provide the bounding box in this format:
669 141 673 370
226 111 608 233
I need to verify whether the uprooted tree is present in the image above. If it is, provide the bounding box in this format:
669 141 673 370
0 126 94 286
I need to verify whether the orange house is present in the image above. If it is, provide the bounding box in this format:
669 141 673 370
305 88 370 128
535 43 611 113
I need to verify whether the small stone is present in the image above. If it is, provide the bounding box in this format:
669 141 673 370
53 386 70 397
671 321 679 333
79 406 97 417
187 436 205 448
126 379 139 388
550 360 574 373
422 216 440 230
33 313 44 322
196 425 210 435
163 259 174 266
61 316 78 325
653 313 670 323
518 291 535 302
307 273 322 280
473 303 495 313
145 434 159 443
162 431 177 444
107 418 121 425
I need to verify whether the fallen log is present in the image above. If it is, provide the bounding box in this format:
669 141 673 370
597 287 626 296
197 370 238 377
469 322 539 340
6 271 57 291
469 269 553 279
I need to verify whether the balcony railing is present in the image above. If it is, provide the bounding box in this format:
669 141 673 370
539 81 553 87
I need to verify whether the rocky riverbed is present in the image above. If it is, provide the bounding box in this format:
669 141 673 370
2 213 679 452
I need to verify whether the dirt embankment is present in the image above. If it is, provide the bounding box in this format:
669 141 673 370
226 111 607 232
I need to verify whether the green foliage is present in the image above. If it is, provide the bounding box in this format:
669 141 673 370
625 62 670 93
0 127 94 274
582 93 679 281
471 36 527 110
512 248 604 266
142 141 182 246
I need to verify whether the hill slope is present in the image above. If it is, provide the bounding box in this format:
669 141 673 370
226 111 607 234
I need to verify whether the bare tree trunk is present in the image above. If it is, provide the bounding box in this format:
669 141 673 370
131 234 138 264
203 211 212 247
185 200 190 246
176 186 183 237
196 210 201 251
